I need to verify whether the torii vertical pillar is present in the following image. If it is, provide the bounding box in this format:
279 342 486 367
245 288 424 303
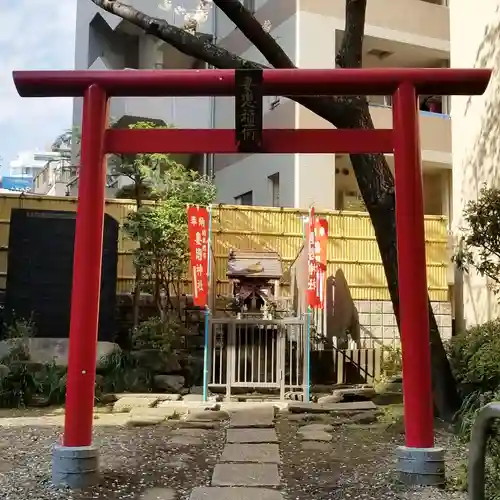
392 82 445 485
52 85 108 488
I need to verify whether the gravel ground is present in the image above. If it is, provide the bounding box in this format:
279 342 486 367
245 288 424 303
0 416 225 500
0 407 470 500
277 412 468 500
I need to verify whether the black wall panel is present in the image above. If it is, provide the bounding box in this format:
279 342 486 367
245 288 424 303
3 209 118 341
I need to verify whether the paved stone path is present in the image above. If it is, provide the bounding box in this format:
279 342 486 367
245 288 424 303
189 405 284 500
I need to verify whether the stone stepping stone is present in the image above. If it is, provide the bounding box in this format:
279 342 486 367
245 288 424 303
211 463 280 487
113 396 159 413
229 406 275 428
126 415 166 427
190 487 283 500
131 407 179 418
318 387 376 404
288 401 376 414
220 443 280 463
301 441 331 451
226 428 278 444
115 393 181 401
298 430 332 442
140 487 177 499
185 410 229 422
176 421 219 430
158 401 219 411
298 423 334 433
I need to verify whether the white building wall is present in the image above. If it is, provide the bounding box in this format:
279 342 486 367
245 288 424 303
213 15 298 206
451 0 500 326
73 0 214 155
294 11 342 209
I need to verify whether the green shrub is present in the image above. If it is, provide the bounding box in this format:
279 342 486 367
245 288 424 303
0 362 66 408
97 350 154 396
449 320 500 499
380 345 402 379
456 388 500 499
4 314 37 340
131 316 182 352
447 319 500 391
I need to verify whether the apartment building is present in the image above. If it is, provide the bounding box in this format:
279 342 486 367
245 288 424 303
72 0 216 176
450 0 500 327
74 0 450 213
33 158 76 196
214 0 451 214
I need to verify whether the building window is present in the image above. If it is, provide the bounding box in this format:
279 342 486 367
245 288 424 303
269 173 280 207
243 0 255 12
235 191 253 206
269 96 281 110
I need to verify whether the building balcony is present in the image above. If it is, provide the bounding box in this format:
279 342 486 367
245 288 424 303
322 0 449 44
366 0 449 43
368 99 451 163
297 100 451 165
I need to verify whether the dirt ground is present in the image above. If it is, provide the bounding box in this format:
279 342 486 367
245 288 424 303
0 405 469 500
277 408 468 500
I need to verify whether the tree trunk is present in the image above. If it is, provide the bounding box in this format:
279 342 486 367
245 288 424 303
132 177 143 328
342 102 460 421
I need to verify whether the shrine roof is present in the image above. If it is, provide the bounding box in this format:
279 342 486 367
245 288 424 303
227 250 283 279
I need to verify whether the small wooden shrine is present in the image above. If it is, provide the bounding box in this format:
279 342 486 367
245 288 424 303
227 249 283 317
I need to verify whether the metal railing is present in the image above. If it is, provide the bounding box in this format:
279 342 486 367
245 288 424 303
333 346 382 384
468 402 500 500
208 317 307 400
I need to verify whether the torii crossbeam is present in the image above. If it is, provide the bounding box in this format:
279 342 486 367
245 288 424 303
12 67 491 488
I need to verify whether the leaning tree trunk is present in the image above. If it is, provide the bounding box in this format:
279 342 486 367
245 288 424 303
344 102 460 422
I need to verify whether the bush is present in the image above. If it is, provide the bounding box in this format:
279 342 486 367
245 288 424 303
0 362 66 408
449 320 500 499
4 315 36 339
447 319 500 392
379 345 402 380
455 388 500 499
97 350 154 396
131 316 183 352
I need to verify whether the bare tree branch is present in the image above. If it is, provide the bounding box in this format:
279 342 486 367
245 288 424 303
91 0 258 69
90 0 348 124
212 0 295 69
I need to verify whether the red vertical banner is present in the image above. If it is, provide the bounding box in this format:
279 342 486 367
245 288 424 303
306 207 318 308
314 218 328 309
187 206 209 307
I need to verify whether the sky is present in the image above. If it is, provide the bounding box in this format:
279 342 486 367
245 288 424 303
0 0 77 172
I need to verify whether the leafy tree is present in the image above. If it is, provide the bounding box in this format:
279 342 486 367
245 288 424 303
112 121 176 207
122 134 216 320
112 121 177 325
88 0 459 420
454 185 500 294
52 126 81 155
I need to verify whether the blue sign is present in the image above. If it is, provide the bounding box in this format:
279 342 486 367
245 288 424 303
0 177 33 193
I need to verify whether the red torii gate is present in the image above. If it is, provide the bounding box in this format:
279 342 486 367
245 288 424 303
12 67 491 488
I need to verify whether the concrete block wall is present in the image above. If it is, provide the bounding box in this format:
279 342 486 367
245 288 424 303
354 300 453 348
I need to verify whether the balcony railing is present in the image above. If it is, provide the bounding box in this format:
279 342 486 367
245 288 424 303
368 95 450 118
